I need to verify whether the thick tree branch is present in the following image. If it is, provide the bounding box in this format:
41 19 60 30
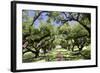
62 12 68 19
76 13 80 21
31 11 49 26
60 12 90 36
78 21 90 34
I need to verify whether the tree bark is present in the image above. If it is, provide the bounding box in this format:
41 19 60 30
34 50 39 58
62 12 91 37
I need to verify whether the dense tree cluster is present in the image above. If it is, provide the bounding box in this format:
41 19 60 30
22 10 91 62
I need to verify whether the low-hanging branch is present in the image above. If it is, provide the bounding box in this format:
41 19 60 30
61 12 90 36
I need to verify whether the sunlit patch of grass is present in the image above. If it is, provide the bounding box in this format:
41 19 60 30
23 45 91 63
22 52 35 63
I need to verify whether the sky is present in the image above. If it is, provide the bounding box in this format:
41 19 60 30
23 10 79 28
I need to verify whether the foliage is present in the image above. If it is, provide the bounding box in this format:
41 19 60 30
22 10 91 63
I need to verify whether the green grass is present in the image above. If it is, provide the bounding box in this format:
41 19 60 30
22 45 91 63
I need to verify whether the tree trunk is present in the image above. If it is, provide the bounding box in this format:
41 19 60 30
79 45 83 51
71 45 74 51
34 50 39 58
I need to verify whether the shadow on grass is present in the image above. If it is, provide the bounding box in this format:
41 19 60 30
23 56 46 63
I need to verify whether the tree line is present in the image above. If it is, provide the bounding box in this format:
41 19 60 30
22 10 91 59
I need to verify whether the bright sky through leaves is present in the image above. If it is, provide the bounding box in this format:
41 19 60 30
23 10 78 28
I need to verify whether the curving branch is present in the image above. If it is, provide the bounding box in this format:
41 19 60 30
61 12 90 36
31 11 49 26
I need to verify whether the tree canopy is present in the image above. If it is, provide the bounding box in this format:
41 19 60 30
22 10 91 62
